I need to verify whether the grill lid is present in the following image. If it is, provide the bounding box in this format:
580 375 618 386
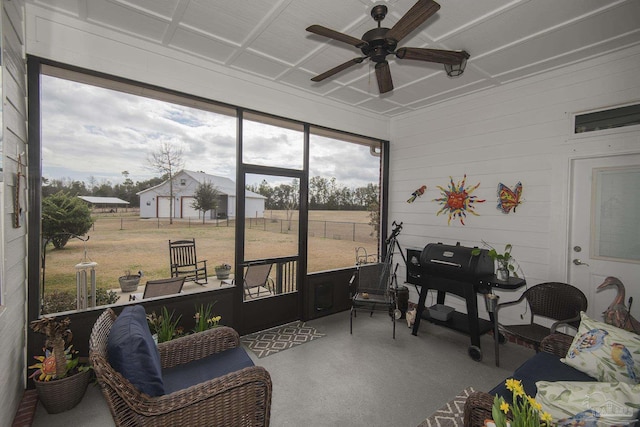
420 242 493 278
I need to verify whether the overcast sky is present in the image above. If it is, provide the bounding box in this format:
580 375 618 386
41 75 380 189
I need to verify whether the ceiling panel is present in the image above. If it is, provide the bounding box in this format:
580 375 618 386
169 27 237 64
181 0 279 46
26 0 640 117
230 52 290 79
86 0 168 42
111 0 180 20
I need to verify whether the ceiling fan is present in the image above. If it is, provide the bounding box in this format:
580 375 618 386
306 0 470 94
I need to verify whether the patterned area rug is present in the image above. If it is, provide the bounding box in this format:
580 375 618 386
417 386 475 427
241 320 326 358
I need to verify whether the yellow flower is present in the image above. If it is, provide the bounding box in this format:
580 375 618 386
505 378 521 392
526 395 542 411
500 401 510 414
541 411 553 424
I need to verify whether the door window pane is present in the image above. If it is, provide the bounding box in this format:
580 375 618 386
242 112 304 169
593 166 640 262
244 173 299 300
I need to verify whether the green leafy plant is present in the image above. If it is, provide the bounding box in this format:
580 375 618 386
147 307 183 343
491 378 552 427
472 242 519 278
215 263 231 270
193 303 221 333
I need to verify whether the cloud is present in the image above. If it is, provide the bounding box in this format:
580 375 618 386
41 75 380 190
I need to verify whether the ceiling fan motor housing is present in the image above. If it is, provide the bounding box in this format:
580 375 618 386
361 27 397 63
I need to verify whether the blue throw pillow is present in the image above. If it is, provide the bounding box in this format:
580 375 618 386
107 305 164 396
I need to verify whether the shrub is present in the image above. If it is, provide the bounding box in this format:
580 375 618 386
42 191 94 249
42 288 120 314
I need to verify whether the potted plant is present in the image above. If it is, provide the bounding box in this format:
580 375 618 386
472 242 519 281
29 316 92 414
118 269 141 292
214 263 232 280
193 303 221 333
147 307 184 343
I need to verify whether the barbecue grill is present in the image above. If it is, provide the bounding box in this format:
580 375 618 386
411 242 494 361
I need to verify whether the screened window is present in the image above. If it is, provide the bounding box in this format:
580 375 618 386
575 104 640 134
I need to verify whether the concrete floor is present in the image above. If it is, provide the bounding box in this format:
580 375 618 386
32 310 534 427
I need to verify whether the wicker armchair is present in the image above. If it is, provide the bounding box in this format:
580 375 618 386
495 282 587 351
463 334 573 427
89 308 272 427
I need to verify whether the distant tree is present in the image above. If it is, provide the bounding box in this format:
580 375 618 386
191 181 221 223
272 179 299 230
148 143 184 224
42 191 94 249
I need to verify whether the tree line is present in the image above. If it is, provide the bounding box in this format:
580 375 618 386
44 174 380 212
246 177 379 211
42 171 163 208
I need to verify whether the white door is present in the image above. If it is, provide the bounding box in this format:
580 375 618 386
568 153 640 321
157 197 171 218
181 197 200 219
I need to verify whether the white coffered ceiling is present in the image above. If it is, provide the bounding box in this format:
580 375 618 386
25 0 640 117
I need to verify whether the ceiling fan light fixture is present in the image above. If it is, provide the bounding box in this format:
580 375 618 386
444 57 467 77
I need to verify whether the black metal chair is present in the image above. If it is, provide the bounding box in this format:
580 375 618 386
129 277 185 301
243 263 275 299
349 262 397 338
169 239 208 285
495 282 588 352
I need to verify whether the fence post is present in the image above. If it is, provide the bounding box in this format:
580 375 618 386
324 221 327 238
120 218 123 230
353 223 356 241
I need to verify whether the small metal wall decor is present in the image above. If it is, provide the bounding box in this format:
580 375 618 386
434 175 485 225
14 153 26 228
407 185 427 203
497 182 523 214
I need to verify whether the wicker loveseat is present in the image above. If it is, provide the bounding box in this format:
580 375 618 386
89 307 272 427
463 333 587 427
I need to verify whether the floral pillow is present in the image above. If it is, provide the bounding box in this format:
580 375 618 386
535 380 640 426
562 312 640 384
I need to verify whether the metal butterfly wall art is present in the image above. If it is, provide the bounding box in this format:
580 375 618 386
497 182 523 214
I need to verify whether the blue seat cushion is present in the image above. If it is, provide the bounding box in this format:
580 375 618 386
107 305 165 396
162 346 254 394
490 351 595 402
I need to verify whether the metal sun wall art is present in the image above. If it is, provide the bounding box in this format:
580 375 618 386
434 175 485 226
497 182 523 214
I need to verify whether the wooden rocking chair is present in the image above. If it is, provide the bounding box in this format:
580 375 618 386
169 239 208 285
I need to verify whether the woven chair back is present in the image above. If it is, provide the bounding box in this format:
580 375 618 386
524 282 588 327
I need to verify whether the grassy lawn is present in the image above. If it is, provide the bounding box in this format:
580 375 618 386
43 210 378 294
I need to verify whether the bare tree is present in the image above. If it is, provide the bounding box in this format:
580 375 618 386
148 143 184 224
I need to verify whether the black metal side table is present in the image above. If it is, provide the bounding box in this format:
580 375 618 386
479 275 526 366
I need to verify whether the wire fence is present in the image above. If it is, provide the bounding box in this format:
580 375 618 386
90 216 377 244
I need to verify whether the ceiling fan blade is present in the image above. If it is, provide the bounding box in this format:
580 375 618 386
386 0 440 44
311 57 365 82
396 47 470 65
306 25 367 48
375 61 393 94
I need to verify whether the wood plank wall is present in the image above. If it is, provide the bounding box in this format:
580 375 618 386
0 0 28 425
389 45 640 325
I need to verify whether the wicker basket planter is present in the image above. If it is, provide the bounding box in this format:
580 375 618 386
215 268 231 280
118 275 140 292
34 368 91 414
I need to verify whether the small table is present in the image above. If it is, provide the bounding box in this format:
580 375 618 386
479 275 526 366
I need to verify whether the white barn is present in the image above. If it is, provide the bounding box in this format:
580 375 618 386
137 170 266 219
